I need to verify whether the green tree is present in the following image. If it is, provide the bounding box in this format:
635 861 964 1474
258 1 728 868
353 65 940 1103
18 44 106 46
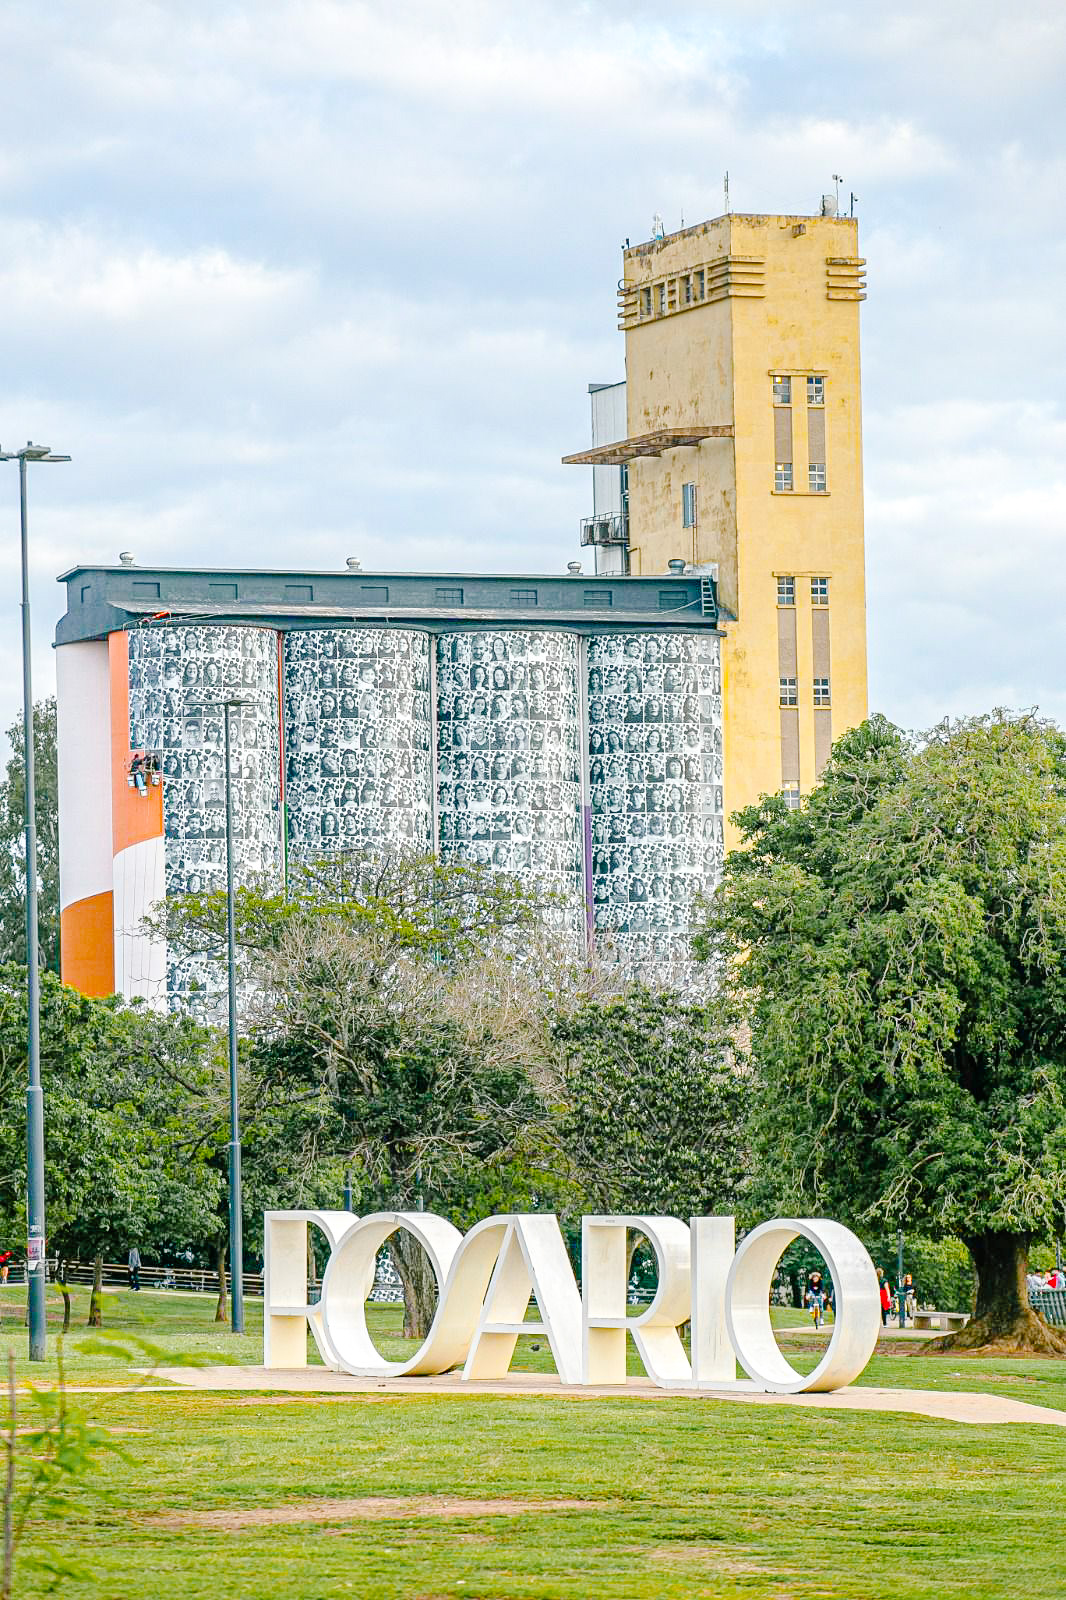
698 712 1066 1353
0 700 58 972
161 852 561 1336
552 986 748 1222
0 967 222 1324
251 922 555 1335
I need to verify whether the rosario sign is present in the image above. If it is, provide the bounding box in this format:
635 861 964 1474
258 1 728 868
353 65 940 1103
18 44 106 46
264 1211 882 1395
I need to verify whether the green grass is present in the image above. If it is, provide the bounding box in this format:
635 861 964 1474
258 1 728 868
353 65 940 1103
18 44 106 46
2 1284 1065 1599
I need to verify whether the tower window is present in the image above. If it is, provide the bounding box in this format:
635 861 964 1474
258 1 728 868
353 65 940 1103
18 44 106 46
807 375 825 405
777 576 796 607
779 678 798 707
509 588 538 606
811 577 830 606
809 463 827 493
773 375 791 404
695 268 705 300
681 274 693 305
681 483 698 528
775 462 793 492
782 781 801 810
641 287 652 317
657 283 666 314
814 677 831 707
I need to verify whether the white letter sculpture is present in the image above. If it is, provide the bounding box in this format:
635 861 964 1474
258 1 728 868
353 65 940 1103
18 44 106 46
263 1209 363 1368
725 1218 881 1393
582 1216 692 1387
263 1208 881 1395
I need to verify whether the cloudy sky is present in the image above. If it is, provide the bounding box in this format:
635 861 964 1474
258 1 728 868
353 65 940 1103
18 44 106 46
1 0 1063 740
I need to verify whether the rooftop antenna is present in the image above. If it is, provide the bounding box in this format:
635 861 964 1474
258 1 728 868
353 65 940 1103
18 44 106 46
652 212 665 240
832 173 843 213
850 191 858 218
680 206 685 228
724 171 730 213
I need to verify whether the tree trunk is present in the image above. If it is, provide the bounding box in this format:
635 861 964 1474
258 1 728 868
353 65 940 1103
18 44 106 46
930 1230 1066 1355
87 1254 103 1327
59 1261 71 1334
390 1234 438 1341
625 1232 647 1290
214 1238 228 1324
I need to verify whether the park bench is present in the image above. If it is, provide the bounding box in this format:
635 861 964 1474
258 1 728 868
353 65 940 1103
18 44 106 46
912 1310 969 1332
1030 1288 1066 1326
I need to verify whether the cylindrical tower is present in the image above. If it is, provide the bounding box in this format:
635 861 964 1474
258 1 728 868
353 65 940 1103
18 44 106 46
435 630 583 939
282 628 433 859
127 623 282 1008
587 630 724 972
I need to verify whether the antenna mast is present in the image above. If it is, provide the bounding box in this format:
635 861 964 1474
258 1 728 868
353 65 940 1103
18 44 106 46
724 171 730 214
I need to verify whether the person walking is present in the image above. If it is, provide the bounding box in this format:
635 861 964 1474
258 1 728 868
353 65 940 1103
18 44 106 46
902 1272 917 1322
877 1267 893 1327
127 1247 142 1292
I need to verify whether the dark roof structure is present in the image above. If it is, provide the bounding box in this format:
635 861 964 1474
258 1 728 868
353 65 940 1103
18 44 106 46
56 564 721 646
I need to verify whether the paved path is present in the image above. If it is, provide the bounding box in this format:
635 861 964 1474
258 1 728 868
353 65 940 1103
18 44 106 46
149 1365 1066 1428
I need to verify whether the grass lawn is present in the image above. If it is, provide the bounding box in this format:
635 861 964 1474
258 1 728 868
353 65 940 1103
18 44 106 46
2 1284 1063 1599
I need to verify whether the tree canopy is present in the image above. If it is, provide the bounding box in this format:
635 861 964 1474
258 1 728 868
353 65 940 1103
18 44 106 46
697 712 1066 1351
0 966 224 1321
553 986 747 1222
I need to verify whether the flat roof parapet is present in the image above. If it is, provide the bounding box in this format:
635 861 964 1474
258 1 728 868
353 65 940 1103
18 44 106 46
56 565 722 647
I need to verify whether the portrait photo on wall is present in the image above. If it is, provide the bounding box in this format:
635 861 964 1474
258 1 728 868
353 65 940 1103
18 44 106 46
283 628 434 861
128 623 283 1009
436 630 584 940
587 630 725 971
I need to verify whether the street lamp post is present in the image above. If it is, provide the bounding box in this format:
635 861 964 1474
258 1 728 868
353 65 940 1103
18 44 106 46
0 443 70 1362
222 697 251 1335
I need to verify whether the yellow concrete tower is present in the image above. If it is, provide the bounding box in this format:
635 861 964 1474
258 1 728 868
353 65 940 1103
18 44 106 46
567 209 869 842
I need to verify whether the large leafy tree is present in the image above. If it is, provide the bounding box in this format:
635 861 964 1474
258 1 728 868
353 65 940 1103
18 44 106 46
698 713 1066 1353
552 986 748 1222
0 699 59 971
162 851 561 1336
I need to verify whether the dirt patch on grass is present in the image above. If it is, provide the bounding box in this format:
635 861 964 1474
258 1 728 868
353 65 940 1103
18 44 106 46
647 1544 769 1575
150 1496 601 1531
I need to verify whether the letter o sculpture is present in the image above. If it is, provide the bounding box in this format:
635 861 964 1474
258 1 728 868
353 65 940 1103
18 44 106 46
725 1219 880 1394
319 1211 463 1377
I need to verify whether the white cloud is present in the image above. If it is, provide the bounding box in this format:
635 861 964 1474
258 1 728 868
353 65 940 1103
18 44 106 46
0 0 1061 745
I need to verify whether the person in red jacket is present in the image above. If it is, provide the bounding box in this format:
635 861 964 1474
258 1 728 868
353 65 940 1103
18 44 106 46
877 1267 893 1326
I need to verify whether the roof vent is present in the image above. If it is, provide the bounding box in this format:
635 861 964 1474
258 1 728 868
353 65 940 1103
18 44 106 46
667 558 687 575
119 551 135 566
567 561 582 574
346 556 362 571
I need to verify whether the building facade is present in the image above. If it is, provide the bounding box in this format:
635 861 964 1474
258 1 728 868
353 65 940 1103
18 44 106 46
566 208 868 838
55 566 724 1007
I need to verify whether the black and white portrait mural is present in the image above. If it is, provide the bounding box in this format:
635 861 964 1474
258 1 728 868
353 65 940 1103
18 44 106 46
435 631 584 939
127 624 282 1008
127 619 726 1011
282 629 433 859
587 631 724 972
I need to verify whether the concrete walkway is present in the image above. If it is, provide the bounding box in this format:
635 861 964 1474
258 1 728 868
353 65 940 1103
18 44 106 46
150 1365 1066 1428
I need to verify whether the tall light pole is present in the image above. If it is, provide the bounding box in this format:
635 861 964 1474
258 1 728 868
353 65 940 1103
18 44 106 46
0 443 70 1361
222 696 251 1334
